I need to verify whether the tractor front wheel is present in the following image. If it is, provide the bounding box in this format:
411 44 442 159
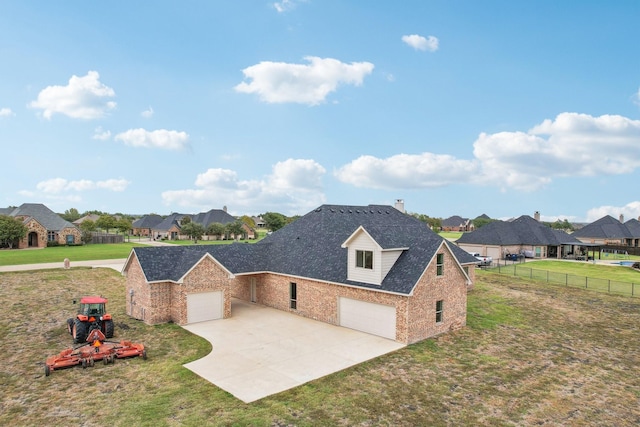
66 318 74 335
73 318 88 344
104 320 114 338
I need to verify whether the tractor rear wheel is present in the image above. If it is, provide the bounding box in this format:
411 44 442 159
104 320 114 338
73 318 88 344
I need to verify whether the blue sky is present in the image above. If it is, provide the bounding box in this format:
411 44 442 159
1 1 639 222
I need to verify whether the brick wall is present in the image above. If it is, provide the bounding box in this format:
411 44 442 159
125 256 173 324
406 245 468 343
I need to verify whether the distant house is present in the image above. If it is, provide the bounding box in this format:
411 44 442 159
123 204 478 344
571 215 640 247
441 216 472 232
456 215 582 260
73 214 100 226
150 208 253 240
0 203 81 248
132 214 164 237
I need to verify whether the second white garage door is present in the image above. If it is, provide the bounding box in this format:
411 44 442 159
187 291 223 324
339 297 396 340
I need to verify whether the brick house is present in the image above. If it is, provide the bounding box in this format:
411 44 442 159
0 203 81 248
123 204 478 344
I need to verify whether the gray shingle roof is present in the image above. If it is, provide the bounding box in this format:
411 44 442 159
5 203 77 231
132 214 164 228
624 219 640 237
131 204 477 295
456 215 581 246
572 215 635 239
190 209 237 227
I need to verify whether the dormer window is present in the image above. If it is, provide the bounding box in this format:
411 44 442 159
356 250 373 269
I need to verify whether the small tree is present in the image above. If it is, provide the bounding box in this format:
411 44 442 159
96 215 116 233
115 218 133 235
240 215 256 229
206 222 225 240
61 208 81 222
0 215 28 249
225 221 246 241
181 222 204 242
80 219 96 244
262 212 287 232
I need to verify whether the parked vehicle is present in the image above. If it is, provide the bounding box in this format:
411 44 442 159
471 253 493 266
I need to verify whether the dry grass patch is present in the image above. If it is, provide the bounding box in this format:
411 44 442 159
1 268 639 426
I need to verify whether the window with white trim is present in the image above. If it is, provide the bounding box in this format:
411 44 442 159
356 250 373 269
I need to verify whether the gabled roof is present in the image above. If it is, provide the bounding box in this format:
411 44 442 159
456 215 581 246
571 215 634 239
132 214 164 228
129 204 478 295
4 203 77 231
153 213 189 232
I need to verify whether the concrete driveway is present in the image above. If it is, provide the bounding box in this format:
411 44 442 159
183 299 405 403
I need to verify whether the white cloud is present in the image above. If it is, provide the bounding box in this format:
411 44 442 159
114 128 189 150
141 107 154 118
335 113 640 192
585 201 640 223
402 34 439 52
0 107 15 117
92 126 111 140
162 159 326 215
273 0 296 13
335 153 478 190
35 177 130 193
234 56 374 105
29 71 116 119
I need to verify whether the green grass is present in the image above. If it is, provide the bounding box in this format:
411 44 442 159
1 268 640 425
0 243 145 266
438 231 462 240
508 260 640 283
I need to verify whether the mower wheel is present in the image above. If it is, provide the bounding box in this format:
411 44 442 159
89 357 95 367
104 356 108 365
104 319 114 338
142 349 147 360
44 365 50 377
82 359 87 369
73 318 88 344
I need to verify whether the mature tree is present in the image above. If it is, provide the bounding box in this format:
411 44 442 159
206 222 226 240
115 218 133 235
286 215 300 224
96 215 117 233
180 216 192 225
240 215 255 228
472 217 494 229
0 215 28 249
181 222 205 241
262 212 287 232
61 208 81 222
547 219 574 232
225 221 246 241
79 219 96 244
410 213 441 230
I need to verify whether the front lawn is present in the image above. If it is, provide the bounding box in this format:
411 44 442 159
1 268 639 425
0 243 145 266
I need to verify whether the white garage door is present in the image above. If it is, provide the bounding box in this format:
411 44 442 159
339 297 396 340
187 291 223 324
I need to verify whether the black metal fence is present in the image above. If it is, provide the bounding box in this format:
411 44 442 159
487 264 639 297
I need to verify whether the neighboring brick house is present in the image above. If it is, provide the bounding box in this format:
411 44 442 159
0 203 81 248
441 215 472 232
456 215 583 260
123 204 478 344
131 214 164 237
571 215 640 247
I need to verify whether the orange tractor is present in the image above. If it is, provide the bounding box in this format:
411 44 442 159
66 296 114 344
